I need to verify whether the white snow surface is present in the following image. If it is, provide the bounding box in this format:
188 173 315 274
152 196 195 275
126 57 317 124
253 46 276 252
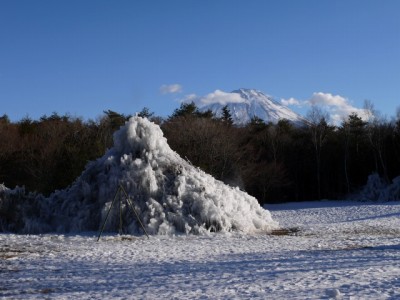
0 116 277 235
199 88 307 126
1 200 400 299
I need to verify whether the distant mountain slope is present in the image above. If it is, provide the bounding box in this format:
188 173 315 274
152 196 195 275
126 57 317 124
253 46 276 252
199 88 307 125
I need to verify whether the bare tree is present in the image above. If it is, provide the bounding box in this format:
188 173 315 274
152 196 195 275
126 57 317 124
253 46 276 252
162 116 241 184
364 100 389 181
307 106 332 199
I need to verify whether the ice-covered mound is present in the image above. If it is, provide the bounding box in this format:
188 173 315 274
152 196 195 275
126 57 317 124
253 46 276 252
0 117 278 235
357 173 400 202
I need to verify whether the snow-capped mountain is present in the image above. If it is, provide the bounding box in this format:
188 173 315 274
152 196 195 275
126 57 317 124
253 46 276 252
199 88 307 126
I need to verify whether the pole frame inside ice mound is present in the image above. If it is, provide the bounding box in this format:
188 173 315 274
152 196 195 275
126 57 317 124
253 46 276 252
97 183 149 241
92 116 279 235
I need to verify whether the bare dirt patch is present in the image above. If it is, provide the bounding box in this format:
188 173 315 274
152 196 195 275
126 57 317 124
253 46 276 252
270 227 301 236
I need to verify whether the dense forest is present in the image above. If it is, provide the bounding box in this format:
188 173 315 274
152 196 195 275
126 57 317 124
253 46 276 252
0 103 399 204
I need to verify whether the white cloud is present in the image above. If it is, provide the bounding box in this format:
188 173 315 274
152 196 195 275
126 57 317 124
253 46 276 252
281 97 301 106
307 92 369 124
308 92 348 107
308 92 368 124
330 113 345 125
181 93 199 103
281 92 369 125
180 89 245 107
160 84 183 94
197 90 245 106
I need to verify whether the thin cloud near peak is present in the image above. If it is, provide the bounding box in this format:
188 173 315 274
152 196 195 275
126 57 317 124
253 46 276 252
181 89 245 107
160 84 183 94
281 97 301 107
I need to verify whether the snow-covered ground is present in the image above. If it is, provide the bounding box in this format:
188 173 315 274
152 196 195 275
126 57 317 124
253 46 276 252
1 200 399 299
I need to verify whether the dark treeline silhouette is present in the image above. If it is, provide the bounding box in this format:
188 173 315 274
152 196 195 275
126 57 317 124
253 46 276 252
0 111 128 195
1 104 399 204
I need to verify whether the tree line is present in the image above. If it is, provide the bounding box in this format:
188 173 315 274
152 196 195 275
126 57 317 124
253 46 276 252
0 103 399 203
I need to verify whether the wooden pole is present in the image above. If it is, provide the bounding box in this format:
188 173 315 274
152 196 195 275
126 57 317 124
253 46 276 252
119 184 150 239
97 183 150 241
97 186 120 242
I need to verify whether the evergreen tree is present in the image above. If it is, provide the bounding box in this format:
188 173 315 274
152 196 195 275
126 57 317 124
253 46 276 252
0 114 10 125
137 107 154 119
221 105 233 125
248 116 266 132
340 113 368 192
170 102 198 119
103 110 128 130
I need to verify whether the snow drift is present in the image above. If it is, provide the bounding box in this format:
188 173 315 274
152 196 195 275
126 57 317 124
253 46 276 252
0 117 278 234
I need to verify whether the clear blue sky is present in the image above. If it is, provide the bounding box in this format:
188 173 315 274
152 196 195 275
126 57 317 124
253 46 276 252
1 0 399 122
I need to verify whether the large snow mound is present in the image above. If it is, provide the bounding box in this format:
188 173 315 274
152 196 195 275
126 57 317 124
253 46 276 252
0 117 278 234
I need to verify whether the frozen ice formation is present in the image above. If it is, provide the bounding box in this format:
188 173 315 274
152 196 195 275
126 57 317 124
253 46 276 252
0 117 278 235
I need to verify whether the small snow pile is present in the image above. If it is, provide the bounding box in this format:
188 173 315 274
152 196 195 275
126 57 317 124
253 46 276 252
357 173 400 202
0 117 278 235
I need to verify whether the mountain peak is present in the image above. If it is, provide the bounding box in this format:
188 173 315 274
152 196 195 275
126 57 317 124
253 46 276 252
199 89 306 126
232 88 263 94
231 88 270 99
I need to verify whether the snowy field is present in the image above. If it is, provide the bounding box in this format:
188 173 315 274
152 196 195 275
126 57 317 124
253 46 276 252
1 200 400 300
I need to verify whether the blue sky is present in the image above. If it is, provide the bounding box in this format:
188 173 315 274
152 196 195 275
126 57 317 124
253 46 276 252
1 0 399 122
